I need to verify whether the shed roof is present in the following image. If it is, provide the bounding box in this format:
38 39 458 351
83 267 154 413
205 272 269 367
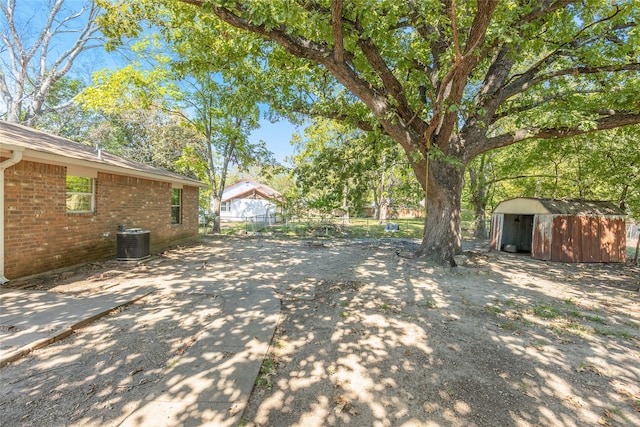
0 121 205 187
492 197 625 216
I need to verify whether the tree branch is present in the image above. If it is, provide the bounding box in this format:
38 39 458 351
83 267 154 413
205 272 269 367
515 0 578 27
481 112 640 155
499 5 625 101
434 0 498 148
331 0 344 63
177 0 424 156
484 174 580 187
492 89 615 122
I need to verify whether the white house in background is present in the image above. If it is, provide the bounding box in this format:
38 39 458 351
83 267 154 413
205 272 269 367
220 179 282 222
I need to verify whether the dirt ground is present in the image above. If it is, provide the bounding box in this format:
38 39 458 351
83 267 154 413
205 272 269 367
1 236 639 426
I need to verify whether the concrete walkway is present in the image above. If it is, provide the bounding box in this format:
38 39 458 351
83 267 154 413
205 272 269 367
0 285 280 426
0 286 154 367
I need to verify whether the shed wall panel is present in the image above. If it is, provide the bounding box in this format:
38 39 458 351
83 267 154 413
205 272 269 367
490 214 503 251
587 217 599 262
572 217 584 262
532 215 552 261
551 216 565 262
548 215 626 263
600 218 612 263
613 218 624 262
617 219 627 262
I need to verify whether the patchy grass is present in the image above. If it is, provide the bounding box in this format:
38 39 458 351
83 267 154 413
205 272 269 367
593 327 634 340
499 322 520 330
533 303 561 319
256 357 277 391
486 305 505 315
425 299 437 309
327 364 336 375
584 314 606 324
568 311 606 324
219 217 426 239
565 322 590 337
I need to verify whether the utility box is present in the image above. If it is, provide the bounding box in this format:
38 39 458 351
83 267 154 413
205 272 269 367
116 228 150 261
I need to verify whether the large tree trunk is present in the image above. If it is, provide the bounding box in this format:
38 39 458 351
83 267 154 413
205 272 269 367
417 159 464 266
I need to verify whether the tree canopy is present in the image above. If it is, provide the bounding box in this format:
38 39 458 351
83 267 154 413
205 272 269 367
99 0 640 264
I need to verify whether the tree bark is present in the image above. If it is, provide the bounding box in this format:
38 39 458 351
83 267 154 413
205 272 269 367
417 158 464 266
468 154 490 238
210 195 221 234
634 230 639 265
341 179 349 225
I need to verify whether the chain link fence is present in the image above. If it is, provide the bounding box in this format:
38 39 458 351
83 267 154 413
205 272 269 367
208 214 491 239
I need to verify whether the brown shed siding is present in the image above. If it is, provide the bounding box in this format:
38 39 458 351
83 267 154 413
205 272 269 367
546 215 625 263
531 215 552 261
584 217 600 263
500 213 625 263
492 198 626 263
5 159 199 279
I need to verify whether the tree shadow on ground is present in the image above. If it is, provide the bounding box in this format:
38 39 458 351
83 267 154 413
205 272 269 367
1 237 638 426
239 238 639 426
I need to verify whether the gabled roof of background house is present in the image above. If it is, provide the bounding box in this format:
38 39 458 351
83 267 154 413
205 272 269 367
0 120 205 187
222 179 282 202
492 197 625 216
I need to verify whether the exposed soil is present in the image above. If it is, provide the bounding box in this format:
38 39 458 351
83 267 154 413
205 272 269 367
1 237 639 426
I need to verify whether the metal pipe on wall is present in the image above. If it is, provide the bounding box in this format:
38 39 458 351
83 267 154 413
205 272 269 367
1 147 24 284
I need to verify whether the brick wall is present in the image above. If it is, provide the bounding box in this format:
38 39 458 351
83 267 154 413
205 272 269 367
4 159 200 279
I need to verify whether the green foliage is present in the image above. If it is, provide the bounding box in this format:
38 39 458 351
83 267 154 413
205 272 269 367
78 64 178 113
36 78 97 141
94 0 640 263
290 117 421 216
464 126 640 220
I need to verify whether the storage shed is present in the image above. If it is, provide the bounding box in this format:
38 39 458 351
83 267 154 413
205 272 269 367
490 198 626 263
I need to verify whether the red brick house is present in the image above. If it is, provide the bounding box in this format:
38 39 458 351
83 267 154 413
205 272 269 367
1 121 205 282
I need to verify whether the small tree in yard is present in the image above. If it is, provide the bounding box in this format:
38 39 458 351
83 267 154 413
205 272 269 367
80 44 278 234
100 0 640 265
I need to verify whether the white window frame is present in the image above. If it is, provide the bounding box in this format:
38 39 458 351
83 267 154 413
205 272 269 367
220 201 231 212
171 188 182 225
66 175 95 213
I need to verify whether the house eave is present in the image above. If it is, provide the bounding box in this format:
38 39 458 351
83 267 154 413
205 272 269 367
1 146 206 188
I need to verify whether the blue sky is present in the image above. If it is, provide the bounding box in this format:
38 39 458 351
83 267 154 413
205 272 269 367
249 118 299 165
6 0 300 166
